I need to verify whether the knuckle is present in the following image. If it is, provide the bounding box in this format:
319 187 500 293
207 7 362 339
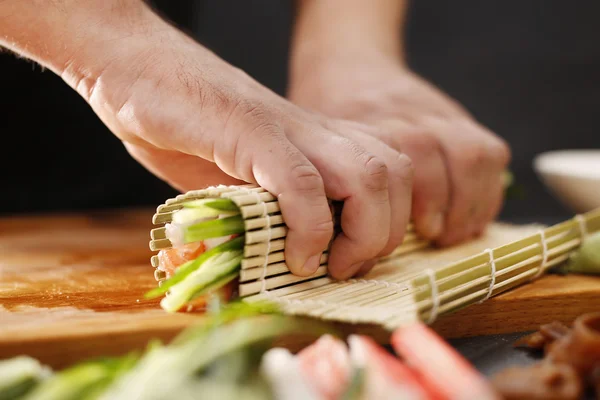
462 143 489 170
489 137 512 167
387 152 414 186
308 218 335 243
361 155 389 192
288 162 326 195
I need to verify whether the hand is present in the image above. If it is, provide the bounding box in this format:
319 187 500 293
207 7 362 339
288 51 511 247
40 4 414 280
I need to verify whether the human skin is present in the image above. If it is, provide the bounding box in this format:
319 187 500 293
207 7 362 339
0 0 414 279
290 0 511 274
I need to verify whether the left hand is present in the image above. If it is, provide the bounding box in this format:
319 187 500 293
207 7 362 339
288 51 511 248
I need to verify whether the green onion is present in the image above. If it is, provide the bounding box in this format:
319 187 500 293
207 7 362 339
183 215 245 244
24 353 139 400
340 367 365 400
160 250 243 313
556 231 600 275
182 198 240 212
144 236 245 299
0 356 51 400
98 315 335 400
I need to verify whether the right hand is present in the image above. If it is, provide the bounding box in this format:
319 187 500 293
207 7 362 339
59 7 414 280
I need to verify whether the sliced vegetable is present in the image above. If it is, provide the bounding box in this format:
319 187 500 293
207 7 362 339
24 353 139 400
145 236 245 299
182 198 240 212
0 356 51 400
98 314 335 400
556 231 600 275
160 250 242 312
391 322 500 400
340 367 365 400
184 215 245 244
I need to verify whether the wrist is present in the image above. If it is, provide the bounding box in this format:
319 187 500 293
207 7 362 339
290 0 406 88
0 1 168 81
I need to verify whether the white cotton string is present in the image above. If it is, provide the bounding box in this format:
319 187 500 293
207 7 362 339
259 200 272 293
576 214 588 241
478 248 496 303
425 269 439 324
533 230 549 279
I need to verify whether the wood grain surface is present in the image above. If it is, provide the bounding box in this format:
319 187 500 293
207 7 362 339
1 209 599 369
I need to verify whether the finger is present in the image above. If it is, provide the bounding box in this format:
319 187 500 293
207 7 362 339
293 132 392 280
123 142 244 191
332 123 413 257
473 171 506 236
355 259 377 277
429 120 509 246
247 130 334 277
377 121 450 241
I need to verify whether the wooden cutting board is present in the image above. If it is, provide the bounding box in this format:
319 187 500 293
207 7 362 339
1 209 599 369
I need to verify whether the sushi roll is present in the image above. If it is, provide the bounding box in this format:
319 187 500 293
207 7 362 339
147 184 339 313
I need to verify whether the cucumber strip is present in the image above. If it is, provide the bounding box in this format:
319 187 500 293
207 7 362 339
144 236 245 299
340 367 365 400
188 272 238 303
0 356 51 400
184 216 245 244
98 315 334 400
172 208 233 225
160 251 243 313
183 198 240 212
23 354 139 400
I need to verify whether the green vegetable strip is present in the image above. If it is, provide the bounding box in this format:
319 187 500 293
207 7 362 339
183 198 240 212
144 236 245 299
188 272 238 303
160 251 243 313
23 354 139 400
0 356 51 400
340 367 365 400
183 215 245 244
557 231 600 275
98 315 335 400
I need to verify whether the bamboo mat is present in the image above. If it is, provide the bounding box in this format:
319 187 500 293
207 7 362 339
149 184 600 331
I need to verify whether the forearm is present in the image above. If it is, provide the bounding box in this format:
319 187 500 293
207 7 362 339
0 0 173 88
291 0 408 71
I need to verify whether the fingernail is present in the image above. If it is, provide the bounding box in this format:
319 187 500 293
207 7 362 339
302 253 322 275
425 212 444 238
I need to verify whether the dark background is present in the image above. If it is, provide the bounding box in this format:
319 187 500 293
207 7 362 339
2 0 599 222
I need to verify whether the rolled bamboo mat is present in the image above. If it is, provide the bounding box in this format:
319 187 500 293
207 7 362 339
149 184 600 330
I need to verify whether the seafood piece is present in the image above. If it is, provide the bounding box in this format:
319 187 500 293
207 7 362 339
491 363 582 400
546 312 600 375
348 335 433 400
391 322 500 400
513 321 571 351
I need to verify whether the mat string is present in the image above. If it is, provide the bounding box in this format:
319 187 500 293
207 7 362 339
478 248 496 303
533 230 549 279
576 214 588 241
425 268 439 324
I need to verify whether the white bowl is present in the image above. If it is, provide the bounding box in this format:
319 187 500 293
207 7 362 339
533 150 600 213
